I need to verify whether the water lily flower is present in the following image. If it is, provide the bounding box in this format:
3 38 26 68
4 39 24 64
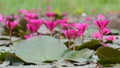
102 28 110 35
5 21 18 30
97 14 105 19
62 29 81 51
26 23 37 33
91 32 103 40
45 12 55 17
19 9 27 14
105 36 116 41
24 13 38 20
44 20 57 32
94 19 109 31
76 23 88 35
28 19 42 30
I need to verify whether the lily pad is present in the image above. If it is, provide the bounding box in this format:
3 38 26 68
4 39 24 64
15 36 67 64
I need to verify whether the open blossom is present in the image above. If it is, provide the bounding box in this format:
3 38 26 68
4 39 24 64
102 28 110 35
27 23 37 33
105 36 116 41
5 21 18 30
76 23 88 35
19 9 27 14
91 32 103 40
24 13 38 20
97 14 105 19
62 29 81 40
28 19 42 30
45 12 55 17
94 19 109 30
44 20 57 32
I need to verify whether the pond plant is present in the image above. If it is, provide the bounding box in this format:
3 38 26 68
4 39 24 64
0 9 119 68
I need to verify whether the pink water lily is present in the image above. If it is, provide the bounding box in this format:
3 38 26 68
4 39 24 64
105 36 116 41
28 19 42 30
5 21 18 30
62 29 81 40
45 12 55 17
102 28 110 35
97 14 105 19
24 13 38 20
62 29 82 51
19 9 27 14
94 19 109 31
91 32 103 40
26 23 37 33
44 20 57 32
5 21 18 44
76 23 88 35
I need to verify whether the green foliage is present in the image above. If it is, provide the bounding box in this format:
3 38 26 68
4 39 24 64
78 39 101 50
62 48 95 63
0 52 9 62
15 36 67 64
96 46 120 65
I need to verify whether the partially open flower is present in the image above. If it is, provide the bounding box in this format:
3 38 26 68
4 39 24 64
105 36 116 41
91 32 103 40
5 21 18 30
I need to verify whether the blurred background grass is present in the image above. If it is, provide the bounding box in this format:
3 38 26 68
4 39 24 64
0 0 120 15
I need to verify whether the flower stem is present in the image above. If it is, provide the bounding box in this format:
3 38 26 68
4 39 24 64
68 40 71 50
81 35 84 44
9 30 12 44
50 31 53 36
73 39 76 52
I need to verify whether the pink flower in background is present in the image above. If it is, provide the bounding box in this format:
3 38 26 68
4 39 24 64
62 29 81 40
24 13 38 20
19 9 27 14
45 12 55 17
97 14 105 19
0 14 3 22
102 28 110 35
94 19 109 30
76 23 88 35
29 19 42 30
91 32 103 40
85 17 91 21
24 33 42 39
44 20 57 32
105 36 116 41
27 23 37 33
102 43 108 47
5 21 18 30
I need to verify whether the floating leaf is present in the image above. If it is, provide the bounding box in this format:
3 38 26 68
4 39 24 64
15 36 67 64
62 48 95 63
96 46 120 65
78 39 101 50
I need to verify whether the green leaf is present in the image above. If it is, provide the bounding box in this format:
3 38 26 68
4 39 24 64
15 36 67 64
96 46 120 65
78 39 101 50
62 48 95 63
0 52 9 62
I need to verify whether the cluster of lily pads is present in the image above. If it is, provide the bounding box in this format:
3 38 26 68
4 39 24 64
0 9 120 67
